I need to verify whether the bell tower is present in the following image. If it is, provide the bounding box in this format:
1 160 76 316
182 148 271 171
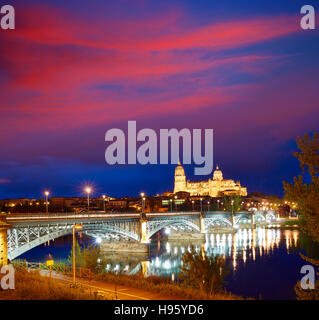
174 162 187 193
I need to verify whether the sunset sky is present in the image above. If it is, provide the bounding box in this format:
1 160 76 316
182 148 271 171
0 0 318 199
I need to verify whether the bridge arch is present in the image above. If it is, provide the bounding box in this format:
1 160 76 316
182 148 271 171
204 216 233 231
145 219 200 240
7 223 139 260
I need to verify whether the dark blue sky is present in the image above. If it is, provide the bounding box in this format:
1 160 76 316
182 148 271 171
0 0 318 199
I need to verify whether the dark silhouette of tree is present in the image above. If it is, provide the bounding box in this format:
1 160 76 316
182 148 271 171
283 132 319 300
283 132 319 242
179 246 228 298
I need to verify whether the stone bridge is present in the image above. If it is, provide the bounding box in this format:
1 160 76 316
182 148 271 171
0 210 277 261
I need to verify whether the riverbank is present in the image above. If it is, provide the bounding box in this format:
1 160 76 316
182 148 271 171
0 269 100 300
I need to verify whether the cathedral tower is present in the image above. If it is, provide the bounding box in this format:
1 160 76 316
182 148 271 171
174 162 186 193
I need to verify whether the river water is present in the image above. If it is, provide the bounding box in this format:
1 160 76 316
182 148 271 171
16 227 319 300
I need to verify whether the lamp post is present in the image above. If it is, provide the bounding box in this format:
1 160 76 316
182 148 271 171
85 187 92 214
231 200 234 214
200 198 203 212
217 199 220 210
102 195 106 213
174 195 177 211
192 200 194 211
207 201 210 212
170 199 173 212
140 193 145 213
72 224 83 285
44 191 49 216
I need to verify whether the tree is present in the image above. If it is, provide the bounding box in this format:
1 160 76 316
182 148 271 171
283 132 319 300
67 240 84 267
179 246 228 298
223 195 241 211
83 245 106 273
283 132 319 242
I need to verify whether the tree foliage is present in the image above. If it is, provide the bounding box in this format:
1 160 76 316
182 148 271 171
283 132 319 242
179 246 228 298
67 239 84 267
223 195 241 211
68 240 105 272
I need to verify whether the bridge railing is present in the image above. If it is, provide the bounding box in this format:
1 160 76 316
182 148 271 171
12 260 92 280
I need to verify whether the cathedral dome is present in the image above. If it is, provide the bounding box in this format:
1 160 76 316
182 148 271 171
175 161 185 177
213 165 223 181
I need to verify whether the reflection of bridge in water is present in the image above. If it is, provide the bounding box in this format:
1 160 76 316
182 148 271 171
5 210 277 260
133 228 300 277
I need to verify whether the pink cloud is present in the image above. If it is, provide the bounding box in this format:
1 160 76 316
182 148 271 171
0 179 11 184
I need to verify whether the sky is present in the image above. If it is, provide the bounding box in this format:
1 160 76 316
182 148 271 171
0 0 318 199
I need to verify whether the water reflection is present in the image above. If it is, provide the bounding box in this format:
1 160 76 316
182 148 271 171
104 228 300 277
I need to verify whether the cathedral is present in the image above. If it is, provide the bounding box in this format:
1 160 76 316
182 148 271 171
174 163 247 197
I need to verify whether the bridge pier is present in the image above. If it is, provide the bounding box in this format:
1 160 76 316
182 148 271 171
0 214 11 266
252 213 255 226
232 214 236 227
140 219 148 243
200 216 205 233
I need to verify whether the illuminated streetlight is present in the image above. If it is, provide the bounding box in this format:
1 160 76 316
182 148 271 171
44 191 50 215
85 187 92 213
72 224 83 285
174 195 178 211
217 199 220 210
140 193 146 213
207 201 210 212
192 200 195 211
102 194 106 213
170 199 173 212
200 198 203 212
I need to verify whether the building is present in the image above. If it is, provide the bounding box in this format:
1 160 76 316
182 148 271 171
174 162 247 197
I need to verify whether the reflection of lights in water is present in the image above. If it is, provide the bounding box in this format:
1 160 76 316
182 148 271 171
98 227 300 280
163 260 171 269
165 228 170 235
243 249 246 263
293 230 299 246
96 237 102 244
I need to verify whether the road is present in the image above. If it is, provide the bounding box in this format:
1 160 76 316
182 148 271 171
40 270 186 300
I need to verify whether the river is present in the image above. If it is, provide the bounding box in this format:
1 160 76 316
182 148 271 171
15 227 319 300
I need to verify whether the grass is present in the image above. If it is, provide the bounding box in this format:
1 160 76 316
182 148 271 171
92 272 244 300
0 268 102 300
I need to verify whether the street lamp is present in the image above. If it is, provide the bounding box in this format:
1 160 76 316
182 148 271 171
170 199 173 212
102 194 106 213
44 191 49 215
192 200 194 211
140 193 145 213
85 187 92 214
217 199 220 210
200 198 203 212
174 195 178 211
72 224 83 285
231 200 234 214
207 201 210 212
